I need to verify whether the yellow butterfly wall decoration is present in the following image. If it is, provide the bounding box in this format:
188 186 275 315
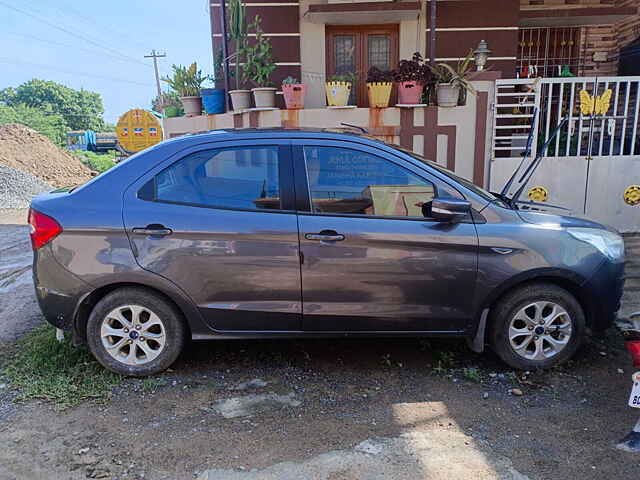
580 89 612 116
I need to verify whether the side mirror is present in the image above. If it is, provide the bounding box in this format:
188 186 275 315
431 198 471 222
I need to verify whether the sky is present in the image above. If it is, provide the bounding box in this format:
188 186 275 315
0 0 214 123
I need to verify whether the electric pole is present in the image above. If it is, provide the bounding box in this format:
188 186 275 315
145 49 167 112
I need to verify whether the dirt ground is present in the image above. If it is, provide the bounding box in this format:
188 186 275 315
1 221 640 480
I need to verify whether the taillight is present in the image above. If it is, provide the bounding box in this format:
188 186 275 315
28 208 62 250
626 341 640 368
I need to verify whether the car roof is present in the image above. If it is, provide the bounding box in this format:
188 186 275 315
162 127 386 148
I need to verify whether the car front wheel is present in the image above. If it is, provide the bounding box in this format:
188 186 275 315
489 283 586 370
86 287 186 376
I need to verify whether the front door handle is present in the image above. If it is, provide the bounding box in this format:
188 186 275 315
132 224 173 236
305 231 345 242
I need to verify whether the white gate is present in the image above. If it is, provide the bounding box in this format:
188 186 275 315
490 76 640 232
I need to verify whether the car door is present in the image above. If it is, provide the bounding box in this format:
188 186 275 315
122 140 302 331
294 140 479 332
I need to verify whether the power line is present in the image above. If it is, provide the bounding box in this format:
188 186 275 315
0 0 152 69
4 31 153 68
0 57 154 87
32 0 153 52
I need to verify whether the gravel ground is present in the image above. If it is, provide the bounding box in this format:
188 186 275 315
1 222 640 479
0 165 51 209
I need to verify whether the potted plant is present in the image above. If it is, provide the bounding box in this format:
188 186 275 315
366 67 394 108
282 76 305 109
161 63 208 117
152 91 184 118
428 50 476 108
393 52 430 105
201 49 226 115
242 16 277 108
227 0 250 111
325 73 354 107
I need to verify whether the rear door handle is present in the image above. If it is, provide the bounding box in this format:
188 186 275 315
132 225 173 236
305 231 345 242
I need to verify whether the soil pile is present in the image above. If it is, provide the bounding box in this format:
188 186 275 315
0 123 92 188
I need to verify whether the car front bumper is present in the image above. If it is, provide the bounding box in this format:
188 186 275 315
582 258 625 332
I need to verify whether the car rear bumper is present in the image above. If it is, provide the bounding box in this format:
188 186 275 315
582 259 625 332
33 244 90 331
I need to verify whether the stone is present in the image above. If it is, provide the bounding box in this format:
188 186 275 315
510 388 524 397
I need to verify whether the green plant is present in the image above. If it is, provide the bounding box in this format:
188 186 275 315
328 73 356 84
162 63 208 97
151 91 184 116
73 150 116 173
228 0 247 90
462 367 482 383
3 325 122 410
428 49 477 94
282 76 299 85
213 48 225 85
242 16 276 87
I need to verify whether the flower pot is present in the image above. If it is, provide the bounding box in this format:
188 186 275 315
436 84 461 108
201 88 226 114
229 89 251 112
367 82 393 108
180 96 202 117
397 81 424 105
325 82 352 107
252 87 277 108
457 87 467 107
282 83 306 109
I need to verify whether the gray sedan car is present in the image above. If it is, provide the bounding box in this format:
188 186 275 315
29 129 625 376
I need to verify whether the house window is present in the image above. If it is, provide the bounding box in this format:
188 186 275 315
326 25 399 107
518 27 584 78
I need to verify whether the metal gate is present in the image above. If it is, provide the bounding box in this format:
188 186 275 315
490 76 640 232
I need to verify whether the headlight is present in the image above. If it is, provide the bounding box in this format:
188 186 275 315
567 227 624 260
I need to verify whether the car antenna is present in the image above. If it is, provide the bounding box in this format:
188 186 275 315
510 117 569 205
500 107 538 198
340 123 368 134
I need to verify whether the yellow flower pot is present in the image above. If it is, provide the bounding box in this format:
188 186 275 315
325 82 352 107
367 82 393 108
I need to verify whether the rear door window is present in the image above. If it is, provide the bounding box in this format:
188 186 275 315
154 146 281 211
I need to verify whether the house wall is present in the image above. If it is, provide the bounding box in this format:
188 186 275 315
163 78 498 188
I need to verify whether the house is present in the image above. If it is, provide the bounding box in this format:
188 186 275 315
163 0 640 232
209 0 640 107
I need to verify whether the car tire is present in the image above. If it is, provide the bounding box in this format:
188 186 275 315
86 287 186 377
489 283 586 370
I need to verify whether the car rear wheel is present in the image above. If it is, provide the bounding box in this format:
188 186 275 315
86 288 186 376
489 283 586 370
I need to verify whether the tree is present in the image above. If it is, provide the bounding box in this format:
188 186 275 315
0 79 106 132
0 104 68 145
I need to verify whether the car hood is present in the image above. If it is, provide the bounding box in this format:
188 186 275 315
516 208 615 232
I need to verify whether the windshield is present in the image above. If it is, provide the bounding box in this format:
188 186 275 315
392 145 510 207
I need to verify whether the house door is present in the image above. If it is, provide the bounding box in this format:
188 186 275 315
326 25 399 107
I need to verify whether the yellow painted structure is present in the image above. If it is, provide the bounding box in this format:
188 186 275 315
624 185 640 206
116 109 163 153
579 89 612 116
528 186 548 202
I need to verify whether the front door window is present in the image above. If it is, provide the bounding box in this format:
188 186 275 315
326 25 399 107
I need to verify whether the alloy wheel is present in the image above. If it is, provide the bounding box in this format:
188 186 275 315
100 305 166 366
508 301 573 362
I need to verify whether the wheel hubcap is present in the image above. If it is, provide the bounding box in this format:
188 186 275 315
100 305 166 366
508 301 572 362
